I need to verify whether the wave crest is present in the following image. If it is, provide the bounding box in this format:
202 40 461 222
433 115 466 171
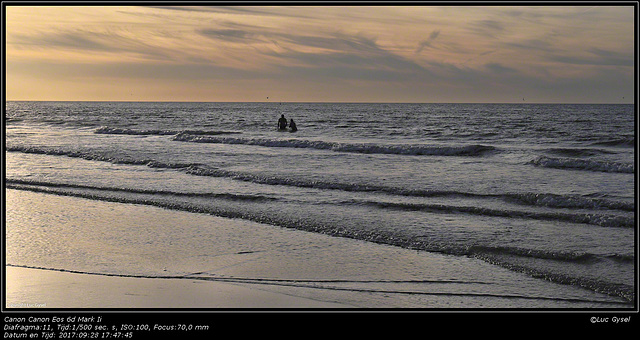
173 134 497 156
591 136 635 147
6 178 276 202
532 156 634 173
95 127 241 136
359 200 634 228
506 192 634 211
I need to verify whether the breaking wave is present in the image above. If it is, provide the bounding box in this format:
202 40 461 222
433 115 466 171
504 192 634 211
591 136 635 147
532 156 634 173
5 178 276 202
173 134 497 156
5 145 195 168
356 200 633 228
6 178 634 302
545 147 616 158
6 146 633 214
6 180 633 258
95 126 241 136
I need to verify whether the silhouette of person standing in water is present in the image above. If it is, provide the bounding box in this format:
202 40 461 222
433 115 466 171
289 119 297 132
278 114 288 130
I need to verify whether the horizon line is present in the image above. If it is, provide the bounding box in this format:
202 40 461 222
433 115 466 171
4 100 634 105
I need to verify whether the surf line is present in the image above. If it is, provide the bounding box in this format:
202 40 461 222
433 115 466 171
6 265 629 306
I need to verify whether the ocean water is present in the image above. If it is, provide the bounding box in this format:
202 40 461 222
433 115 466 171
4 101 636 307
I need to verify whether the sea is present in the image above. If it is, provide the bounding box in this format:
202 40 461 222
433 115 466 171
4 101 636 308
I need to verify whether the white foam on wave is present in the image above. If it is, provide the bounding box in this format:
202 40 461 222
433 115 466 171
532 156 634 173
508 192 633 211
95 127 176 135
95 126 241 136
173 134 496 156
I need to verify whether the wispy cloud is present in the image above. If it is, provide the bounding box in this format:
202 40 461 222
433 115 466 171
5 5 635 102
199 28 257 42
10 28 176 62
415 29 441 53
485 62 517 74
265 31 432 82
467 19 505 39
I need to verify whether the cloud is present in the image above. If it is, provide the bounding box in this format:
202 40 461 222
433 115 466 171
415 29 441 53
198 24 432 81
5 6 635 102
502 38 556 53
264 31 432 82
485 62 517 74
468 19 505 39
12 30 111 51
548 48 634 67
586 48 634 67
150 5 314 19
199 29 257 42
9 28 176 62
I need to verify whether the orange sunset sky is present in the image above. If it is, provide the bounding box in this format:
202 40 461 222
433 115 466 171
4 4 636 103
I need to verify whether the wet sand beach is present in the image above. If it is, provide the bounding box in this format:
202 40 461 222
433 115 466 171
5 266 349 308
5 189 632 309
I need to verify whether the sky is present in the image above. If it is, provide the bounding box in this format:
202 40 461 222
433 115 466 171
4 4 636 103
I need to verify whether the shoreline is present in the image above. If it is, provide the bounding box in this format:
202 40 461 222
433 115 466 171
5 266 351 309
5 189 633 309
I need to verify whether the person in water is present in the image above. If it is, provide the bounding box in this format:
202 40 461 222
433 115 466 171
278 114 288 130
289 119 297 132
